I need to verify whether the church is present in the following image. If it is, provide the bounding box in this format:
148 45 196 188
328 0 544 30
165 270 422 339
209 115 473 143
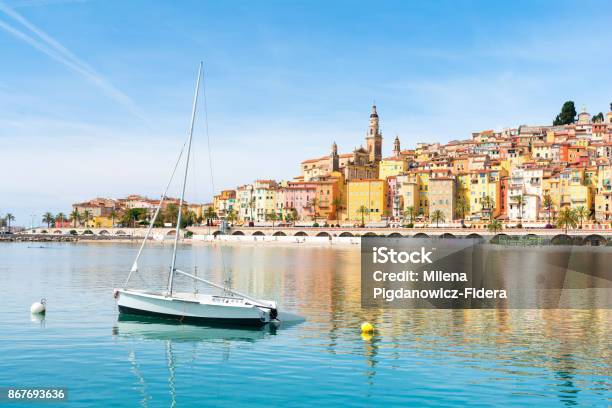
297 105 389 182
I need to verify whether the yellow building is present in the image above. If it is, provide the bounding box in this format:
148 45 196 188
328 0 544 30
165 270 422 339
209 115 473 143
467 170 502 219
428 177 456 222
346 179 387 223
378 157 408 180
542 175 564 215
89 216 114 228
568 184 592 210
531 142 552 160
396 174 419 218
416 171 430 217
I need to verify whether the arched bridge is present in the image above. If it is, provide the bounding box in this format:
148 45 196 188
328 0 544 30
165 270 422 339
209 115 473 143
27 226 612 245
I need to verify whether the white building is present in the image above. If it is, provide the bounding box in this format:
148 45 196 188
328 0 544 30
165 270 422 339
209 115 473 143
236 184 254 222
252 180 279 223
507 167 542 221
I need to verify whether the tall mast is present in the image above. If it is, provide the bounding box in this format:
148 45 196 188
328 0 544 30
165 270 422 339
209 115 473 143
167 61 203 295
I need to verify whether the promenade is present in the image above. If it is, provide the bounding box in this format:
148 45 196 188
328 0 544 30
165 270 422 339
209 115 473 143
18 225 612 245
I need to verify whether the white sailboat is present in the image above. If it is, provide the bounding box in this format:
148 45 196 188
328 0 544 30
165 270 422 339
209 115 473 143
114 62 279 326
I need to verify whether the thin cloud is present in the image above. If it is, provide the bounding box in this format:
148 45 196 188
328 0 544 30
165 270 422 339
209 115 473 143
10 0 88 8
0 1 149 123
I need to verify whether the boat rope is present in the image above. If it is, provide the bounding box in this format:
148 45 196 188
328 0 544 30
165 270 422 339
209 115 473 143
124 135 189 288
201 64 229 290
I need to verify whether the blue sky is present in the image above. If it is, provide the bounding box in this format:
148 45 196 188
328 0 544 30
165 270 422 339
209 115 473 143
1 0 611 226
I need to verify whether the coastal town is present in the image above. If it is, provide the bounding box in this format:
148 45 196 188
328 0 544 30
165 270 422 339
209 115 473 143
4 101 612 233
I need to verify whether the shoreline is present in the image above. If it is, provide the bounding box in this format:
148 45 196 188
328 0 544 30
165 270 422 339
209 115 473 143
0 234 361 247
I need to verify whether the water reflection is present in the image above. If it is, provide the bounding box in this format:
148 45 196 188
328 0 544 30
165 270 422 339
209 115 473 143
113 314 281 342
2 243 609 407
113 315 292 408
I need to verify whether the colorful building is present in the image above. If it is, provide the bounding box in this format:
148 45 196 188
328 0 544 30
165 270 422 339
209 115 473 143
346 179 387 224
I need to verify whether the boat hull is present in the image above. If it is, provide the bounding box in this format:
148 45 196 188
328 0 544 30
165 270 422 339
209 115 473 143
118 305 268 326
116 289 273 327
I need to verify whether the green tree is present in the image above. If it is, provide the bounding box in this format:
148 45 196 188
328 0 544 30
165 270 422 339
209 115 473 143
249 197 256 221
331 197 342 221
285 208 298 224
430 209 445 228
226 209 237 224
122 208 147 227
203 206 217 225
403 206 415 223
553 101 577 125
55 212 66 226
543 194 554 225
456 197 469 222
42 212 54 228
183 210 197 228
487 219 502 233
110 209 117 227
357 205 369 227
70 210 80 228
481 195 493 220
309 197 319 220
512 195 525 222
82 210 91 227
557 207 578 234
164 204 179 227
575 206 590 229
592 112 604 123
5 213 15 231
266 210 278 227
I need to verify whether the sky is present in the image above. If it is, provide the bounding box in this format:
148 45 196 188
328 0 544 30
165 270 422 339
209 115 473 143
1 0 611 226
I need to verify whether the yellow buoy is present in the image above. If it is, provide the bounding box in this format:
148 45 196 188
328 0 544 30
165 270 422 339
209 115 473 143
360 322 374 333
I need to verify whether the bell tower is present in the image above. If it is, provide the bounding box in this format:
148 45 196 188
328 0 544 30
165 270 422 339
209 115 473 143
330 141 339 172
365 104 382 162
393 135 401 158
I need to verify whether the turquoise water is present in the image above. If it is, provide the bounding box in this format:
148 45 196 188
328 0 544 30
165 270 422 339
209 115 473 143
0 242 610 407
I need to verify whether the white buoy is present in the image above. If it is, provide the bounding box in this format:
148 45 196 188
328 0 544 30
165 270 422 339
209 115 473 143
30 298 46 314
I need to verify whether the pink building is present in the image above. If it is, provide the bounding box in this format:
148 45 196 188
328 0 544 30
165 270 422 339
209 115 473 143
385 176 398 219
279 182 317 220
55 219 72 228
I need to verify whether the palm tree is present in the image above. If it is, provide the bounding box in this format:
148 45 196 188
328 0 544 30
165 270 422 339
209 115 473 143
487 219 502 233
164 204 179 227
331 197 342 221
557 207 578 234
403 206 415 224
357 205 369 227
110 209 117 227
185 210 197 227
226 209 237 224
575 206 590 229
82 210 91 228
430 209 445 228
285 208 297 224
249 196 256 221
512 195 525 223
204 206 217 226
455 198 469 223
5 213 15 231
55 212 66 226
309 197 319 220
70 210 80 228
266 211 278 227
42 212 54 228
481 195 493 220
543 194 553 225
